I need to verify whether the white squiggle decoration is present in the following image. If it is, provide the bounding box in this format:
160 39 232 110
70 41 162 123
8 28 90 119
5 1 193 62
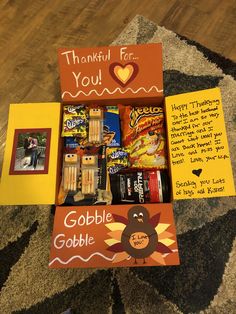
49 249 176 266
49 252 117 266
62 86 163 98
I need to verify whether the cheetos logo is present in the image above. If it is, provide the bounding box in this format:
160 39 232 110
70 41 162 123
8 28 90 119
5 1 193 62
129 106 163 128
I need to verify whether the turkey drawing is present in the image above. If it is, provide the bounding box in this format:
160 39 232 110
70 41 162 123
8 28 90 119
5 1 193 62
105 205 176 265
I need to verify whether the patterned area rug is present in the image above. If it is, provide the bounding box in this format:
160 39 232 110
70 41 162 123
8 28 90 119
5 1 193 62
0 15 236 314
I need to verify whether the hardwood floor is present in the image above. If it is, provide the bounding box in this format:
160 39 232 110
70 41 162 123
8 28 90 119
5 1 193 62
0 0 235 170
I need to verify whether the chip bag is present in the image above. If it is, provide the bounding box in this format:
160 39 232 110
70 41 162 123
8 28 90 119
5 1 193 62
120 105 167 169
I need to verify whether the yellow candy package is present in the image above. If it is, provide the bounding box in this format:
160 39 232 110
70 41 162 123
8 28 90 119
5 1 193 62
62 105 88 138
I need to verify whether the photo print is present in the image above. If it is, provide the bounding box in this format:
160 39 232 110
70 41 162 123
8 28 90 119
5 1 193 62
10 128 51 175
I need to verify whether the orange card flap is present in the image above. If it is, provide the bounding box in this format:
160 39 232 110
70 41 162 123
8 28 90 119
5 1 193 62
49 203 179 268
58 43 163 104
0 102 61 205
165 88 235 200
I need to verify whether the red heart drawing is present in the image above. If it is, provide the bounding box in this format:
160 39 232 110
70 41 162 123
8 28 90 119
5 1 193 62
109 62 139 87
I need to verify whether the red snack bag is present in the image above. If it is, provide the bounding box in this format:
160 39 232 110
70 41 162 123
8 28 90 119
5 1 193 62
120 105 167 169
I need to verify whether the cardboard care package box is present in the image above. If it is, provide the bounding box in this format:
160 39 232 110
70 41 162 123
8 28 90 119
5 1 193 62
0 43 235 269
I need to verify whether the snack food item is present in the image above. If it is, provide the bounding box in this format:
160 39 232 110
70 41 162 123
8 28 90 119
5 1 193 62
103 106 121 147
120 105 167 169
64 136 79 149
81 155 98 195
96 145 112 204
98 145 107 189
58 146 112 206
63 153 80 192
107 147 129 174
72 146 112 205
88 108 103 144
62 105 88 138
63 105 86 115
110 170 170 204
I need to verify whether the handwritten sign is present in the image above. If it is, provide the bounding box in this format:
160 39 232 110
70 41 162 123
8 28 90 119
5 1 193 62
58 43 163 104
49 204 179 268
166 88 235 199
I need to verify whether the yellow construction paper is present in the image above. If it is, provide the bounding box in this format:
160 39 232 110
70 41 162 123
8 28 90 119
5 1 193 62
165 88 235 199
0 103 61 205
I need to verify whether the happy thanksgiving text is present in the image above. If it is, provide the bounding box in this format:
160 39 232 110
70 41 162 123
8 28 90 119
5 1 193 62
169 95 232 198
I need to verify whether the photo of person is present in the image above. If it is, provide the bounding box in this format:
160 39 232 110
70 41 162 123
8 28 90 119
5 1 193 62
21 135 40 169
10 128 51 174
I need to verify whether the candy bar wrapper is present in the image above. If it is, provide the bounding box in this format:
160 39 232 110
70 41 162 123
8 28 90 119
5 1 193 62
63 105 87 116
98 146 107 190
120 105 168 169
62 105 88 138
64 136 80 149
107 147 129 174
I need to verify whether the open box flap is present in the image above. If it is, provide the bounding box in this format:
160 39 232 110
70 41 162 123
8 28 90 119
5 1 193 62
165 87 235 200
0 102 61 205
58 43 163 104
49 203 179 268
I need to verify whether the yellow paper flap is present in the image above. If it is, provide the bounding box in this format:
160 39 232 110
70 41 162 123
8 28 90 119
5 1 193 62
0 102 61 205
165 88 235 200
